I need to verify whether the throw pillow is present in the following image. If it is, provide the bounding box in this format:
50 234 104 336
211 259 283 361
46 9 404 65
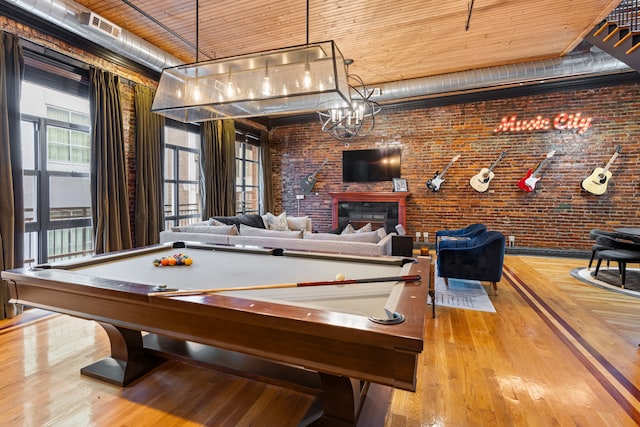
209 214 266 230
239 214 267 229
287 216 312 232
262 212 289 231
328 223 350 234
340 223 373 235
356 223 373 233
340 224 355 235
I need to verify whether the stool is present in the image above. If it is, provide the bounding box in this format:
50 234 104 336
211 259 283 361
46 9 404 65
594 249 640 288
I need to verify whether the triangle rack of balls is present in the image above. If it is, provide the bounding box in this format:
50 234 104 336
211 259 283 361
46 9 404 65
153 253 192 267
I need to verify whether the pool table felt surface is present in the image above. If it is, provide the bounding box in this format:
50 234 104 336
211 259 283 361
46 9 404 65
70 246 412 319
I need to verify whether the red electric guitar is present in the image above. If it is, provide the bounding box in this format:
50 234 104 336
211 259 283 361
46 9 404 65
518 150 556 192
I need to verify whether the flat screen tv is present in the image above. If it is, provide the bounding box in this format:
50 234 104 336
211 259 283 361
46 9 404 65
342 148 401 182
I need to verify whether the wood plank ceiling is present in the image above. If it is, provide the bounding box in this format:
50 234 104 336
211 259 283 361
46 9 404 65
73 0 621 88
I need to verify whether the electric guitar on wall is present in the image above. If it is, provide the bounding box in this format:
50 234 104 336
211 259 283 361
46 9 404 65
517 150 557 192
469 150 508 193
581 145 622 196
426 155 460 192
300 159 328 194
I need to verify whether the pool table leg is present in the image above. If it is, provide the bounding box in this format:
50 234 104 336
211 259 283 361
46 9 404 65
80 322 165 386
313 374 389 427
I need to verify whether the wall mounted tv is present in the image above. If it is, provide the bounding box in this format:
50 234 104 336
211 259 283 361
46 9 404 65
342 148 401 182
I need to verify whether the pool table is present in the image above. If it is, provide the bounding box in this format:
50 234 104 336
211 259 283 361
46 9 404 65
2 242 433 426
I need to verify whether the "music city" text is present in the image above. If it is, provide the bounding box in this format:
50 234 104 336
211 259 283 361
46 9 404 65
493 112 592 135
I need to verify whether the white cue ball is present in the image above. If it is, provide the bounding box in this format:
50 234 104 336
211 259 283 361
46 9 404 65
335 273 345 281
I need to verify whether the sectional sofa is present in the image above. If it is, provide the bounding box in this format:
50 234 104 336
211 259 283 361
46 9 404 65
159 213 396 257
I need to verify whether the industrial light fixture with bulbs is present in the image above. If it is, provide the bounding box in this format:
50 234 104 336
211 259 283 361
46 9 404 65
151 40 353 123
151 0 352 123
150 0 381 140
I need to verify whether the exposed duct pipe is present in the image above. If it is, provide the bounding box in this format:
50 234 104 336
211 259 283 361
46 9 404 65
372 49 631 103
5 0 633 105
5 0 181 71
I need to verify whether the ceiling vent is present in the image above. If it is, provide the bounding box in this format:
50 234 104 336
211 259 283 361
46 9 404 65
79 12 121 39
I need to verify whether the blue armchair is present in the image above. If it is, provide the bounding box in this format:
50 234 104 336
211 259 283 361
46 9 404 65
435 223 487 253
437 231 506 293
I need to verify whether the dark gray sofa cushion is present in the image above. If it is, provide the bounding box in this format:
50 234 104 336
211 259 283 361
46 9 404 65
210 214 266 230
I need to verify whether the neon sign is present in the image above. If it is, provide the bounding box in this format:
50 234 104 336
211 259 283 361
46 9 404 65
494 112 592 135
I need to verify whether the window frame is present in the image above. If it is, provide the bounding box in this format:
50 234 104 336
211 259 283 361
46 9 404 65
163 122 202 228
235 130 262 215
21 112 93 264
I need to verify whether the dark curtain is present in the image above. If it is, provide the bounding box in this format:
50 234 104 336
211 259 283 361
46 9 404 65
89 67 132 254
0 32 25 319
260 130 274 214
201 119 236 218
133 84 164 246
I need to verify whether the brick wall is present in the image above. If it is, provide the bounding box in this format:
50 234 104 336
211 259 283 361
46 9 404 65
271 83 640 251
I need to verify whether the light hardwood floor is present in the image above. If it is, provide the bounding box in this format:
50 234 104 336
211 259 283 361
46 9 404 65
2 255 640 426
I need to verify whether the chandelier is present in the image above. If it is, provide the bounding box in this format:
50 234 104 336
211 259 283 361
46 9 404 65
318 59 381 141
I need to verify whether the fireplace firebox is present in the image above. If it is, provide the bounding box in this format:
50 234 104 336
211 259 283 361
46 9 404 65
329 192 410 233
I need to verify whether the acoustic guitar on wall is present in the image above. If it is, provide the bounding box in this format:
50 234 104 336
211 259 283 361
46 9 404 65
581 145 622 196
300 159 328 194
469 150 508 193
517 150 557 192
426 155 460 192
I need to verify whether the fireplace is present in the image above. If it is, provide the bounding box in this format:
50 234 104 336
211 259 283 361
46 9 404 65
329 192 410 232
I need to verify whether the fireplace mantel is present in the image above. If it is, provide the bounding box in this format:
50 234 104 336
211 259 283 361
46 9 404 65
329 192 410 230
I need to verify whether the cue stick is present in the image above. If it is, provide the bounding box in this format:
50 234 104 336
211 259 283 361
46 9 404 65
148 274 421 297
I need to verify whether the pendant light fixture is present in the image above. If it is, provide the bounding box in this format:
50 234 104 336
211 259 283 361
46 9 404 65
151 1 352 123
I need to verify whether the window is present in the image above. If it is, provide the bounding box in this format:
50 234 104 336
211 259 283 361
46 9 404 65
46 106 91 164
164 125 201 229
235 131 261 214
21 81 93 266
162 126 261 226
